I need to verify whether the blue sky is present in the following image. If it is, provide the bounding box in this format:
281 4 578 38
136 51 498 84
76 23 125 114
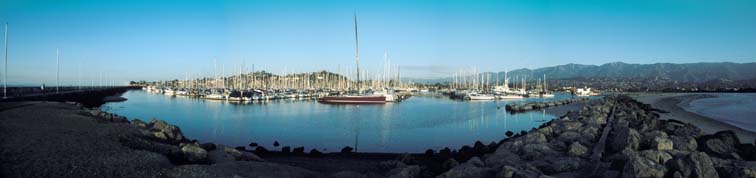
1 0 755 85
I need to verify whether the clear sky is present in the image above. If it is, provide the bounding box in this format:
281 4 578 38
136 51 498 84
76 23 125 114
1 0 755 85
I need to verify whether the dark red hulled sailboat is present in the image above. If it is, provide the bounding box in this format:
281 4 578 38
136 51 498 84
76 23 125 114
319 13 387 104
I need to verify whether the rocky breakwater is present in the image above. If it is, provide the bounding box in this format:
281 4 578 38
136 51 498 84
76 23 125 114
437 94 756 178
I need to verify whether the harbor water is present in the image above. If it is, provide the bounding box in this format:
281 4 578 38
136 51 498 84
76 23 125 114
104 90 577 153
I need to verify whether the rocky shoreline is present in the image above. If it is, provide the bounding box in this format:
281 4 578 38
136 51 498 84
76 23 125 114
2 94 756 178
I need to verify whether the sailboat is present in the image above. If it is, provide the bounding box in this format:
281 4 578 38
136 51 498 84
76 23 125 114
319 13 386 104
538 74 555 98
494 70 524 99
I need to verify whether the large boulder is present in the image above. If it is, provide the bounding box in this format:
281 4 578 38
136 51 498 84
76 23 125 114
484 149 522 166
438 157 495 178
532 157 584 175
386 165 421 178
622 156 666 178
609 124 641 153
641 130 668 149
665 120 703 138
580 115 608 125
520 143 557 161
555 121 584 134
180 144 208 163
670 135 698 151
558 131 580 143
698 131 742 159
568 142 588 157
524 132 548 144
148 119 185 144
207 145 263 163
651 137 674 151
131 118 148 128
639 150 672 164
669 152 719 178
536 126 554 137
579 126 600 145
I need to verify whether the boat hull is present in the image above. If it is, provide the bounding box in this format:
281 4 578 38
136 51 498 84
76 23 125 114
318 96 387 104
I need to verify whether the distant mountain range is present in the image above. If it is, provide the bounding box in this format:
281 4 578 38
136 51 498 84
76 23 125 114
406 62 756 84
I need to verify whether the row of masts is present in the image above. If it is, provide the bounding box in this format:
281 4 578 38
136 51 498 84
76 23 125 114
450 68 551 92
148 58 408 91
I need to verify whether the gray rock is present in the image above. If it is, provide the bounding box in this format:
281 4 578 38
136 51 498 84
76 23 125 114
568 142 588 157
698 130 741 159
621 156 666 178
651 137 674 150
669 152 719 178
150 118 168 130
467 156 484 167
386 165 421 178
555 121 584 134
536 126 554 137
641 130 668 149
521 143 557 161
131 118 148 128
669 135 698 151
558 131 580 143
438 162 495 178
146 119 185 144
180 144 208 163
524 132 548 144
484 149 521 166
496 166 518 178
533 157 584 174
580 115 607 125
640 150 672 164
609 124 640 153
208 145 263 163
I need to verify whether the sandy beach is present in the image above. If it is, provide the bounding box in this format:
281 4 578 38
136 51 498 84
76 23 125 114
630 92 756 144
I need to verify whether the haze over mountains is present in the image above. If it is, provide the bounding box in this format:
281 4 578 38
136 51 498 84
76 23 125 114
411 62 756 84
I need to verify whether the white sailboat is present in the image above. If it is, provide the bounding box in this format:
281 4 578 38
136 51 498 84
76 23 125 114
494 70 524 99
465 91 495 100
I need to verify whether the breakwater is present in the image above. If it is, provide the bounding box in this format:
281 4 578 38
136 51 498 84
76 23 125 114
433 94 756 178
505 97 589 112
0 86 137 107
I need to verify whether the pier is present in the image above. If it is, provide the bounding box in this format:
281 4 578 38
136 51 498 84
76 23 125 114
0 86 137 107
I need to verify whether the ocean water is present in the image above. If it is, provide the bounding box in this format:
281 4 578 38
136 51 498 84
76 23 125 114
684 93 756 132
104 90 577 153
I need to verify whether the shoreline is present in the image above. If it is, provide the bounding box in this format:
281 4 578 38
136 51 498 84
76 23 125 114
630 92 756 143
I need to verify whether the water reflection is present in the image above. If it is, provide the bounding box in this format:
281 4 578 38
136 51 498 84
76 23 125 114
104 90 574 153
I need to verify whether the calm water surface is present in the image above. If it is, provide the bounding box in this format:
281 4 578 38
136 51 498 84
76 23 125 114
684 93 756 132
104 90 575 153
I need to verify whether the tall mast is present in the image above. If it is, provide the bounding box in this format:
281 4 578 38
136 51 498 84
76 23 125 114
3 22 7 98
56 48 59 93
354 12 360 92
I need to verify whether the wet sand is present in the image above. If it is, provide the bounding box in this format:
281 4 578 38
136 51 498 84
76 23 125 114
630 92 756 144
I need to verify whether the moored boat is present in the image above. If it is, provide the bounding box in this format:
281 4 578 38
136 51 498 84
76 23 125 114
318 95 386 104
